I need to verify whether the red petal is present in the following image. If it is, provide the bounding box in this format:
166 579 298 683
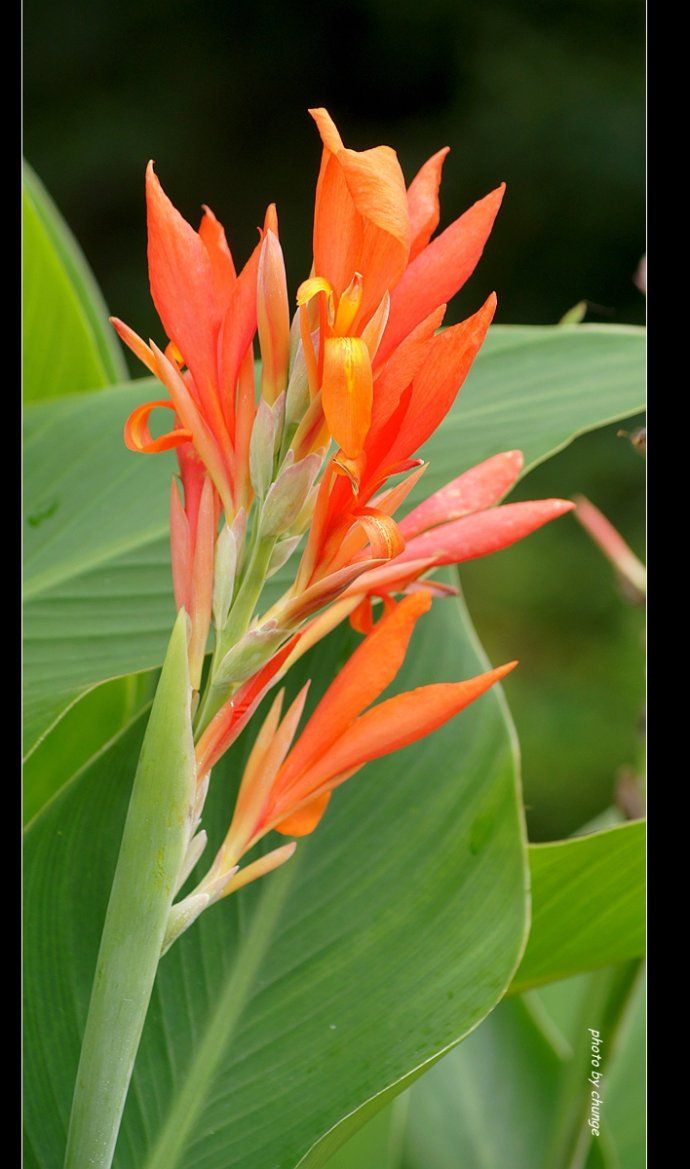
399 450 524 540
399 498 576 567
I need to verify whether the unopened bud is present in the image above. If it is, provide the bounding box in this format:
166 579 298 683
267 534 302 577
285 343 311 432
261 452 322 537
258 229 290 403
213 524 239 631
249 399 278 499
215 620 287 685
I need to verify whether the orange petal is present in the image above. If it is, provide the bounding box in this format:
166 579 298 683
199 204 237 306
310 108 410 324
195 635 301 779
150 342 234 513
370 305 446 430
383 294 497 468
124 400 192 453
258 229 290 403
288 664 517 798
407 147 450 261
322 336 374 459
110 318 158 376
217 237 263 431
146 162 220 396
274 791 331 837
379 183 505 363
273 591 432 795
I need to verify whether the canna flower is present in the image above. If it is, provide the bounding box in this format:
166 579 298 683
167 592 516 941
293 108 504 464
115 163 281 513
343 452 575 628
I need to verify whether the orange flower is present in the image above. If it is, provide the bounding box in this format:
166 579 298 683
201 592 516 893
115 164 277 513
343 452 575 628
294 108 504 461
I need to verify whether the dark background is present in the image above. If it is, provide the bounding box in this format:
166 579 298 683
24 0 645 839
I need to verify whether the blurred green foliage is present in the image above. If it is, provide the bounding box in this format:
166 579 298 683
462 416 645 841
24 0 644 336
24 0 644 840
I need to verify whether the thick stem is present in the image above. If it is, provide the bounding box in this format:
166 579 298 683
64 612 196 1169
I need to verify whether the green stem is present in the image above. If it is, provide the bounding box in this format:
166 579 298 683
64 612 196 1169
195 532 276 735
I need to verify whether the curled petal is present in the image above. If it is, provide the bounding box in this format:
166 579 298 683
355 511 405 560
124 400 192 453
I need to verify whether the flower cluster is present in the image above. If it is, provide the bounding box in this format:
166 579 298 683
114 109 573 947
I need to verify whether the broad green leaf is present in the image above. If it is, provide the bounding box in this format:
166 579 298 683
24 595 528 1169
400 998 567 1169
324 822 646 1169
23 672 156 825
22 161 126 400
511 821 646 994
23 324 645 755
327 992 620 1169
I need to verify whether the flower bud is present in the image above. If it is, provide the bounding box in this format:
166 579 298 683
261 452 322 537
257 229 290 404
249 399 278 499
267 534 302 577
215 620 287 686
212 524 239 631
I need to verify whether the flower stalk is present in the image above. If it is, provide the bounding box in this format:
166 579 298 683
63 612 196 1169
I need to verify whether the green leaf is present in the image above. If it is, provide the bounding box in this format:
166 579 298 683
22 161 127 400
23 324 645 755
324 819 646 1169
400 997 567 1169
23 672 156 825
24 595 528 1169
510 821 646 994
